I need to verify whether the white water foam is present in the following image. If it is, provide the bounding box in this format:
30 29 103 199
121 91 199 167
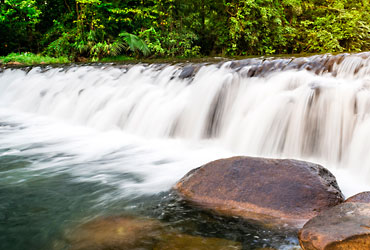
0 109 231 199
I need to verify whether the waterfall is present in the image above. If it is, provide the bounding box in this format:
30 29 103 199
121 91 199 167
1 52 370 194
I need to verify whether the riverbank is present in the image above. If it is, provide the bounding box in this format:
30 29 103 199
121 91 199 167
0 51 348 67
0 53 70 65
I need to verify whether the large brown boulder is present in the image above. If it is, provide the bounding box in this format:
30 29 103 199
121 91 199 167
298 202 370 250
174 156 344 229
345 191 370 203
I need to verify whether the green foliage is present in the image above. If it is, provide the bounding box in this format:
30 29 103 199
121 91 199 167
2 0 370 60
141 27 200 57
99 55 133 62
0 52 70 65
225 0 288 55
139 28 165 56
291 0 370 53
44 28 75 58
119 32 150 56
0 0 41 55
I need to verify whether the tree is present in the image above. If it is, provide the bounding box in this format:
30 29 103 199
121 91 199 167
0 0 41 55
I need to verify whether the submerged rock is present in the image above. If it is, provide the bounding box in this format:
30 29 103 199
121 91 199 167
60 215 242 250
345 191 370 203
174 156 344 229
64 216 164 250
298 202 370 250
153 233 241 250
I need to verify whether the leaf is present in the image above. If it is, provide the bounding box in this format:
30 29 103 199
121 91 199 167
119 32 150 56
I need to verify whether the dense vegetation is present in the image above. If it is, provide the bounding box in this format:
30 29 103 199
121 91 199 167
1 0 370 61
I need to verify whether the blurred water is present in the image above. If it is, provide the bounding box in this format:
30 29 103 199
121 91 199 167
0 110 236 249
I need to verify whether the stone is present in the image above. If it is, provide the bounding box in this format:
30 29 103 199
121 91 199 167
345 191 370 203
174 156 344 229
64 216 164 250
298 202 370 250
153 233 242 250
6 61 22 65
61 215 242 250
179 66 195 79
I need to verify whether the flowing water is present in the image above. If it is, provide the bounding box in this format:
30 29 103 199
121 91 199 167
1 53 370 249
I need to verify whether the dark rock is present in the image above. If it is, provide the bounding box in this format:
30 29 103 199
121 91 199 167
258 61 276 76
286 57 309 71
230 58 261 70
336 53 348 65
179 66 195 79
345 192 370 203
247 66 258 77
323 54 341 73
174 156 344 229
298 202 370 250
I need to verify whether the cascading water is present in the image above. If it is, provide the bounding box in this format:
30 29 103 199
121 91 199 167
1 53 370 250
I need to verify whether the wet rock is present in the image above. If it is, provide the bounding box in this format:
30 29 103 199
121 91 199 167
324 55 340 73
286 57 309 71
298 202 370 250
228 52 370 77
64 216 164 250
247 66 258 77
345 191 370 203
258 61 277 76
179 66 195 79
153 233 242 250
230 58 260 69
254 248 277 250
359 52 370 60
174 156 344 229
61 215 242 250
